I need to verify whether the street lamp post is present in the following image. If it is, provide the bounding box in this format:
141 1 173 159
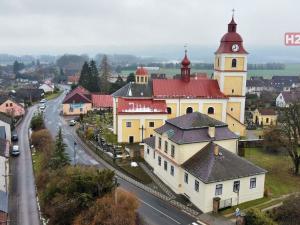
74 141 77 166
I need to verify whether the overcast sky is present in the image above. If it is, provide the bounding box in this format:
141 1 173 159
0 0 299 56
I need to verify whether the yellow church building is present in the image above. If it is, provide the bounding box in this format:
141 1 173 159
112 17 248 143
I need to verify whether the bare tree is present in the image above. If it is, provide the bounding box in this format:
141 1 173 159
279 103 300 175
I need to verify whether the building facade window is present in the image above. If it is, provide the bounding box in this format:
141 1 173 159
215 184 223 196
153 150 155 159
208 107 214 114
126 121 132 128
186 107 193 114
129 136 134 143
233 181 240 193
184 172 189 184
164 141 168 153
147 147 150 155
141 76 144 82
69 107 74 112
164 161 168 171
170 165 174 176
167 107 172 114
266 118 269 123
10 103 13 107
80 108 83 112
250 178 256 189
5 103 8 107
232 58 237 68
158 137 162 149
195 180 200 192
149 121 155 127
171 145 175 158
158 156 161 166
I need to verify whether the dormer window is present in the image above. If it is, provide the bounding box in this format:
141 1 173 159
186 107 193 114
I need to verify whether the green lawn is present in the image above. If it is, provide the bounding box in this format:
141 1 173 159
121 63 300 79
45 91 63 100
118 162 153 185
245 148 300 197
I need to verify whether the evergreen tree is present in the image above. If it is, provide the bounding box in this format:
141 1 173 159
109 75 125 93
126 72 135 83
99 55 111 93
49 127 70 169
79 61 90 90
89 60 100 92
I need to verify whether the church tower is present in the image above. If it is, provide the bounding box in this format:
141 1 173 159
181 50 191 82
213 15 248 134
135 66 149 84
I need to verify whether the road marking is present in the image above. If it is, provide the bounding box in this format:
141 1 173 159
139 199 181 224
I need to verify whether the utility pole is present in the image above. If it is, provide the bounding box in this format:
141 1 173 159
73 141 77 166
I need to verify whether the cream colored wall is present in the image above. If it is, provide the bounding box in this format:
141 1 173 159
252 112 278 126
145 119 164 137
200 174 265 213
145 141 265 213
166 103 177 119
180 103 198 115
227 102 241 121
122 119 140 143
226 114 246 136
223 76 244 96
214 139 238 154
224 57 245 71
62 103 92 115
145 145 182 193
117 114 167 143
203 103 223 121
155 132 209 165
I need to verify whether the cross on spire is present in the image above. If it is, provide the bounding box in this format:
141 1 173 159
232 8 235 18
184 44 188 54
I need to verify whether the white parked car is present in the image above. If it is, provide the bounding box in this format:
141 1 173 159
39 104 46 110
40 99 47 103
11 145 20 156
69 120 76 126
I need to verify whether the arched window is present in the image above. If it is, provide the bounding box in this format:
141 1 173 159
231 58 237 68
186 107 193 114
167 107 172 114
208 107 214 114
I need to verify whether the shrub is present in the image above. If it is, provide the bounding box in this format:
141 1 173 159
31 113 44 130
245 208 277 225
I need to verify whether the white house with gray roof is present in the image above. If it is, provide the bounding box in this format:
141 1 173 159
143 112 266 213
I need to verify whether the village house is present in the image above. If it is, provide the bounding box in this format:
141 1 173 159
252 109 277 126
0 138 9 224
0 113 12 143
67 75 80 85
276 91 300 107
39 83 55 93
0 97 25 117
143 112 266 213
112 17 248 143
62 86 113 115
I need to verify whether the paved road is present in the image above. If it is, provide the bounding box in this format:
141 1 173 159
44 88 198 225
9 106 40 225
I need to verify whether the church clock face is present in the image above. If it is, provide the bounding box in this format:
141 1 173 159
231 44 239 52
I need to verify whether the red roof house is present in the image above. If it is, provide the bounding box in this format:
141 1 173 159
91 94 113 109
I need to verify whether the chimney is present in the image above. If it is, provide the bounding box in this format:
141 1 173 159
214 145 219 156
208 126 215 138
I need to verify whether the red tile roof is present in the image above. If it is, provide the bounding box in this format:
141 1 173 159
117 98 167 114
63 86 91 104
136 67 148 76
91 94 113 108
68 75 80 83
258 108 276 116
152 79 227 99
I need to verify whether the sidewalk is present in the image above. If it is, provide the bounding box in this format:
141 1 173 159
198 213 235 225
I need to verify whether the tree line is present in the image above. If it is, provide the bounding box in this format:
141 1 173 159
30 114 139 225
